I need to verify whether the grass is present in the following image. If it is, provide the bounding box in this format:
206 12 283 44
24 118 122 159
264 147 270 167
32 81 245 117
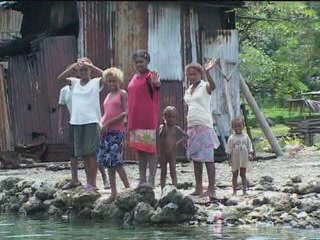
250 124 290 139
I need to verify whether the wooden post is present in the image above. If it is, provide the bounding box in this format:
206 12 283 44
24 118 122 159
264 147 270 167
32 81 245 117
240 74 283 156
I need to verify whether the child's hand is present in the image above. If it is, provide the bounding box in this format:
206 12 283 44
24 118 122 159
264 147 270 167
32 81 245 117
204 58 218 72
101 122 110 134
249 153 254 161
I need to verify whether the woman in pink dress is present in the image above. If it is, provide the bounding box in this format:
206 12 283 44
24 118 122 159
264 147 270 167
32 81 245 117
127 49 161 189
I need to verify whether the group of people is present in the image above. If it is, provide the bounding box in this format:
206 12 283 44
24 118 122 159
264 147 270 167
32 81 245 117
57 49 254 203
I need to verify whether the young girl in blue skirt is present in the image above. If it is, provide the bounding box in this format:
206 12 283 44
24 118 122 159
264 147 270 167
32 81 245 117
97 67 130 203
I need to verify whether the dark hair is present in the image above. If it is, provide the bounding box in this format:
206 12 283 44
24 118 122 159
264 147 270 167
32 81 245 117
163 106 176 116
132 49 150 63
185 63 204 78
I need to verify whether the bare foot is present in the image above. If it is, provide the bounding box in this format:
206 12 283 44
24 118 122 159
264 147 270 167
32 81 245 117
202 190 217 200
105 193 117 204
190 189 203 196
135 182 154 191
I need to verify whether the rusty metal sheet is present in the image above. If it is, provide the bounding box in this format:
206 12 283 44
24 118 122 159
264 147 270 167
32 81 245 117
77 1 115 70
148 3 183 81
0 64 13 150
114 1 148 86
7 36 77 147
201 29 240 137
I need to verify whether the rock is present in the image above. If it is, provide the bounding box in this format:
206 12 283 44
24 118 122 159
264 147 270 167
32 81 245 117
236 203 254 213
299 198 320 213
52 190 73 208
247 211 263 220
48 205 63 217
34 183 56 201
133 202 154 225
20 196 45 215
225 197 239 206
16 180 35 192
0 177 22 191
259 176 274 184
9 203 20 213
222 206 241 224
115 188 156 212
176 182 193 190
54 179 71 189
92 197 125 222
72 190 101 209
296 211 308 219
157 186 196 215
290 176 303 183
77 207 92 219
252 196 269 207
151 203 180 224
123 212 134 226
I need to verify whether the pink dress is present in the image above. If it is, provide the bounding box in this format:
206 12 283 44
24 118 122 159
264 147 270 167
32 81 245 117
127 71 160 153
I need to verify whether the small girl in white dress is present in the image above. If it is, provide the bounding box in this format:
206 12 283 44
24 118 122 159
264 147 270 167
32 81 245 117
225 117 253 195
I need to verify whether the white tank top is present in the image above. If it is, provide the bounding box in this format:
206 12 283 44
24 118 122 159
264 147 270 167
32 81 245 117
184 80 213 128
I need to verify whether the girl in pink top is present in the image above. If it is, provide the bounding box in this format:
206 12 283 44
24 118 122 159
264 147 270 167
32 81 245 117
97 67 130 203
128 49 161 189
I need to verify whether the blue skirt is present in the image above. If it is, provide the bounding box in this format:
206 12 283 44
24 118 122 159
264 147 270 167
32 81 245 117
97 130 124 168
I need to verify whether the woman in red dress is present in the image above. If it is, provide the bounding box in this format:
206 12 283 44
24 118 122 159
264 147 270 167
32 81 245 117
127 50 161 189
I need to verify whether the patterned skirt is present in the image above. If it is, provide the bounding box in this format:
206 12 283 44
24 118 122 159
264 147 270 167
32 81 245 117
97 130 124 168
187 126 220 162
128 129 157 153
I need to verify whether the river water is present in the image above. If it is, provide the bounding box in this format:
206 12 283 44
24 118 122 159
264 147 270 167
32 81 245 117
0 215 319 240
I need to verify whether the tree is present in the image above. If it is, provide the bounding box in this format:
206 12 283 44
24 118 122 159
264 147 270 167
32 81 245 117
237 1 320 101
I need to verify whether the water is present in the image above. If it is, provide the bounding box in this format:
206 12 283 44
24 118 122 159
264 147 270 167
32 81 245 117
0 215 320 240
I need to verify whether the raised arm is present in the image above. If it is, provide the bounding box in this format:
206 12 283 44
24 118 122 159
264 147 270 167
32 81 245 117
58 63 78 82
204 58 218 94
150 71 161 88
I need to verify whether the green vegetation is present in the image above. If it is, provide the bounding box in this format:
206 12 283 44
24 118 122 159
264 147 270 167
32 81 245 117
237 1 320 101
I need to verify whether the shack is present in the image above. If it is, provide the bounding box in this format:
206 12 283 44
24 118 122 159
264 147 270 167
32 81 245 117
0 1 245 161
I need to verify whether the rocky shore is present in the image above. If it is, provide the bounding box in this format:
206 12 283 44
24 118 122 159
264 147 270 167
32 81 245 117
0 147 320 229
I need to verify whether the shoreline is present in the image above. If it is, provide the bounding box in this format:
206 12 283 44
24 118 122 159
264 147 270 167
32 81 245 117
1 147 320 229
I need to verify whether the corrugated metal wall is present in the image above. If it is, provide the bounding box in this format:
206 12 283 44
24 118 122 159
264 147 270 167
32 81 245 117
7 36 77 146
115 1 148 86
0 9 22 42
202 30 240 137
77 1 115 69
0 64 13 150
148 3 183 81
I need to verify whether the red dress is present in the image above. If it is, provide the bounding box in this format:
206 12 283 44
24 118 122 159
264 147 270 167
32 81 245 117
127 71 160 153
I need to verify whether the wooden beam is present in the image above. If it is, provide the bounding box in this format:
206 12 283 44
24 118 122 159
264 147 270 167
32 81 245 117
240 73 283 156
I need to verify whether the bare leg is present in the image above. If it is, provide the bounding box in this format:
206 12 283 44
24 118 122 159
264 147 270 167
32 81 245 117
203 162 216 199
160 156 167 190
88 153 97 187
240 168 247 195
106 168 117 203
147 152 158 187
169 155 177 187
70 158 80 184
83 155 90 186
137 151 147 186
232 170 239 196
116 166 130 188
190 161 203 196
98 164 108 188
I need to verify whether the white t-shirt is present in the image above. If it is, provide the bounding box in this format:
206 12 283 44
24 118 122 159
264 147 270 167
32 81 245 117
58 85 72 115
184 80 213 128
69 77 102 125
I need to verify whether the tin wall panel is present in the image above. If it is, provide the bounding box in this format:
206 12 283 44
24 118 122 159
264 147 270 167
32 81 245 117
148 3 183 81
202 29 240 137
77 1 115 69
189 8 199 64
0 64 13 150
0 9 22 42
7 36 77 146
114 1 148 86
